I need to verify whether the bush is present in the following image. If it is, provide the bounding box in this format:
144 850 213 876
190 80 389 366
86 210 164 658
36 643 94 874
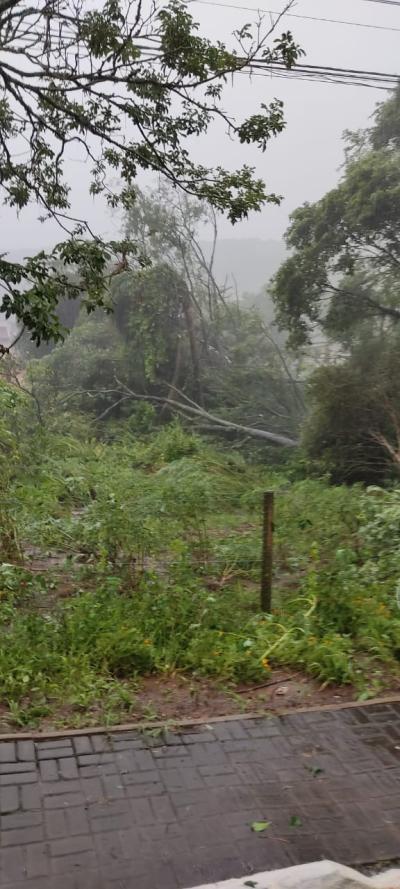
303 333 400 484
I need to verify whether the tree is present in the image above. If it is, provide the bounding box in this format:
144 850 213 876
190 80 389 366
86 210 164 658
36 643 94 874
112 262 198 398
304 330 400 484
270 86 400 479
31 312 125 419
30 186 304 448
121 186 226 404
272 86 400 347
113 186 304 441
0 0 302 349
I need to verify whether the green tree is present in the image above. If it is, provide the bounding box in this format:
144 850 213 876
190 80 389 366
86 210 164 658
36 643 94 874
304 330 400 484
112 262 197 396
272 86 400 347
31 188 303 448
270 86 400 480
200 303 304 446
112 187 304 442
121 188 223 403
32 312 124 418
0 0 302 348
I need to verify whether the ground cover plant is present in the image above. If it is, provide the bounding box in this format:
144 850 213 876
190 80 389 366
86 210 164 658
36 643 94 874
1 385 399 729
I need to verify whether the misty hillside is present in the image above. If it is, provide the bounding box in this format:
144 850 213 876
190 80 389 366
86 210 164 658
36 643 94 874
201 238 285 295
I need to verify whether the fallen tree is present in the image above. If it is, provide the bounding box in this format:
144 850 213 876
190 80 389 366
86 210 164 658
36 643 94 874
99 379 300 447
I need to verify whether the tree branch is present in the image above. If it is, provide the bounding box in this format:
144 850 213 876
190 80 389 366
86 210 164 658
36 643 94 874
114 378 299 447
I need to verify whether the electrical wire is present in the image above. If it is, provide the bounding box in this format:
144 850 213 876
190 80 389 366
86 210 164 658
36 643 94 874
350 0 400 6
264 60 398 79
248 58 399 90
242 68 394 90
3 12 400 93
6 25 400 88
4 46 398 90
190 0 400 33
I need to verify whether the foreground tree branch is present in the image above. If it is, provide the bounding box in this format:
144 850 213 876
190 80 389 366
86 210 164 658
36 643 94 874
0 0 303 348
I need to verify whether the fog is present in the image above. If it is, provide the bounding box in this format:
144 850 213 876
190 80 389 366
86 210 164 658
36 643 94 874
1 0 399 251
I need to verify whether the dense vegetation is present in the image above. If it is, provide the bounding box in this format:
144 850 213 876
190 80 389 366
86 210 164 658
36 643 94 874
273 85 400 483
1 377 400 728
2 77 400 728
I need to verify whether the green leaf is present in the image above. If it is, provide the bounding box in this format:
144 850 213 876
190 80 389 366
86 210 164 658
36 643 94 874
251 821 271 833
289 815 302 828
305 764 324 777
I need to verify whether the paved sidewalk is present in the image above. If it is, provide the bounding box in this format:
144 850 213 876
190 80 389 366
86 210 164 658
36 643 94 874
0 702 400 889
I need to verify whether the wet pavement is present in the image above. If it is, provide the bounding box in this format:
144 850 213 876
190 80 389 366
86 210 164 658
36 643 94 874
0 701 400 888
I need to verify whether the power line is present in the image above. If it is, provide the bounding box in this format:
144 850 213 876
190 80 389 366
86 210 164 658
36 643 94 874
4 18 400 92
280 61 398 79
248 59 399 90
355 0 400 6
7 2 400 40
191 0 400 33
243 68 394 90
5 39 399 90
8 25 399 81
252 57 399 79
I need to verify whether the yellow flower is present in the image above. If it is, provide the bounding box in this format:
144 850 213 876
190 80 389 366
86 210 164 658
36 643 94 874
261 657 269 670
144 639 151 646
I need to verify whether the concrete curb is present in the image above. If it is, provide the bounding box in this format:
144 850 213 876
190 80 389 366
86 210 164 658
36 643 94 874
0 692 399 741
185 861 400 889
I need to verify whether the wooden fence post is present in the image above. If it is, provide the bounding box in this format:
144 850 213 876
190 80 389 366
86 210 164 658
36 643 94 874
261 491 274 612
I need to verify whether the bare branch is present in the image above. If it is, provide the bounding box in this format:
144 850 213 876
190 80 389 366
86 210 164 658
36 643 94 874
0 325 25 358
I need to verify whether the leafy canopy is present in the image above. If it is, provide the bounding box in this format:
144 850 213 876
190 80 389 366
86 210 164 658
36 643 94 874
303 329 400 484
0 0 302 346
272 86 400 347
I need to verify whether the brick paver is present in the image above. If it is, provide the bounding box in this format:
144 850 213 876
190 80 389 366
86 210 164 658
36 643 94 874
0 702 400 888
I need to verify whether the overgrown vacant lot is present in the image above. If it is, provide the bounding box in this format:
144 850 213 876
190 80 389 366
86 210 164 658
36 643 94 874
1 396 400 730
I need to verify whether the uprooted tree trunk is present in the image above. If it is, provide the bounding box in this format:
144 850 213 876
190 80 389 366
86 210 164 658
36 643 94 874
112 379 299 447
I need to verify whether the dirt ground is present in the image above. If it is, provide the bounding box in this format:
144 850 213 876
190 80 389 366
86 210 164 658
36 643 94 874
131 670 400 722
2 669 399 735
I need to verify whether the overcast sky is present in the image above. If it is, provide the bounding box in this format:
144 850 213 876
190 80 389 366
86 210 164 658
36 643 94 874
2 0 399 251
